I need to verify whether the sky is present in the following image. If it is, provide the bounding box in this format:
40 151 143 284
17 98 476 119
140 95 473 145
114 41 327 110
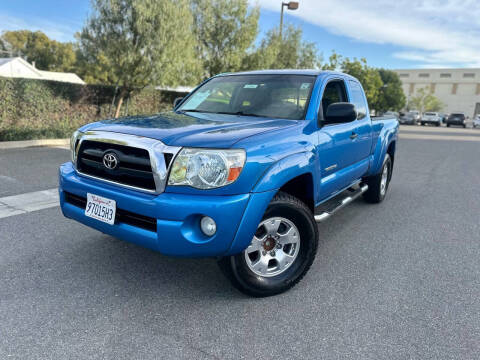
1 0 479 69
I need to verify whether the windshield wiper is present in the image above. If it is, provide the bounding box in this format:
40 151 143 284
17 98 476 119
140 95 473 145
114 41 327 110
216 111 270 118
180 109 270 118
179 109 215 113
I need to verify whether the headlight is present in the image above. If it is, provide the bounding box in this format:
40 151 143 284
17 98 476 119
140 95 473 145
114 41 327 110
168 148 246 189
70 130 83 163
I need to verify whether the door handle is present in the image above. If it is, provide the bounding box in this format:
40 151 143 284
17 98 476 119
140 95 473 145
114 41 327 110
350 132 358 140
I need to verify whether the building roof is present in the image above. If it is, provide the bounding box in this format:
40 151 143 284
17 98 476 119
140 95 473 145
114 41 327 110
0 57 85 85
394 67 480 72
37 70 85 84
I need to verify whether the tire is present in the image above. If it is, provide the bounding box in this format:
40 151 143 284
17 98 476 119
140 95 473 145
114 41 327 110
218 192 318 297
436 122 440 127
362 154 392 204
421 122 425 126
463 124 466 128
447 124 450 127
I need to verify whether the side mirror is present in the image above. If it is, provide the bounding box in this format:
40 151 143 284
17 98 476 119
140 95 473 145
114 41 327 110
324 102 357 125
173 97 184 108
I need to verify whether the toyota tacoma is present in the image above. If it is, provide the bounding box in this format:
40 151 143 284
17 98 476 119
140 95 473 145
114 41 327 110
59 70 399 297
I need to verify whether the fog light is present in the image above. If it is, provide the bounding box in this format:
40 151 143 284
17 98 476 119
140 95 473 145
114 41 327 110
200 216 216 236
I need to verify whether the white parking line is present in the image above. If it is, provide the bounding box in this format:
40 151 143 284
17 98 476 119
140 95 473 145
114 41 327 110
0 188 59 219
400 133 480 142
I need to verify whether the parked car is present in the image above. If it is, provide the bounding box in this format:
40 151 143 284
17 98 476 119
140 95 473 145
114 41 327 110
446 113 466 128
421 112 442 126
439 113 448 124
59 70 399 297
473 115 480 129
399 112 416 125
409 110 421 124
384 111 400 120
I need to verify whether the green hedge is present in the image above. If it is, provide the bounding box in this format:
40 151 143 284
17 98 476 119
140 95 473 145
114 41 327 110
0 77 186 141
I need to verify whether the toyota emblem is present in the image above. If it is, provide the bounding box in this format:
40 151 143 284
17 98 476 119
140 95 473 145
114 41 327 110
103 152 119 170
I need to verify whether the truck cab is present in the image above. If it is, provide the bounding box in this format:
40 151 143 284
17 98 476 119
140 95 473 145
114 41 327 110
59 70 398 296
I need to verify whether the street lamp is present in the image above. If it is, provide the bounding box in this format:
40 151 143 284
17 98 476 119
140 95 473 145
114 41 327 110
280 1 299 39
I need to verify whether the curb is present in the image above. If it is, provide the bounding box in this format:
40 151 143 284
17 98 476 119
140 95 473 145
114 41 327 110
0 138 69 150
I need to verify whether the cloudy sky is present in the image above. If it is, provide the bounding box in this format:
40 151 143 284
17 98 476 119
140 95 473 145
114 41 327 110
1 0 479 69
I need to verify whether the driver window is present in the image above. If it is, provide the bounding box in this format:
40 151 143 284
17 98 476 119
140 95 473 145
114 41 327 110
321 80 348 119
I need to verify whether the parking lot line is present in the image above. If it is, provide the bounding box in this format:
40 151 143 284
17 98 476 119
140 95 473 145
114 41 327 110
399 133 480 142
0 188 59 219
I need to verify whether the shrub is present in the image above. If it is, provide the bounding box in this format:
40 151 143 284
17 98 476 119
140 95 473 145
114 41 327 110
0 77 186 141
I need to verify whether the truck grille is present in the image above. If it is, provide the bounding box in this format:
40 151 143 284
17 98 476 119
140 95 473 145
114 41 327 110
64 192 157 232
77 140 157 191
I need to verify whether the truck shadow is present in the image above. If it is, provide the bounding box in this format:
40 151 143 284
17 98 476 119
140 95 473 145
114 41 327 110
58 197 379 301
67 232 241 299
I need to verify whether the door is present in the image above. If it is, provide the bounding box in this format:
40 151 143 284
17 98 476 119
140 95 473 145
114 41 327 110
316 78 371 199
347 80 373 166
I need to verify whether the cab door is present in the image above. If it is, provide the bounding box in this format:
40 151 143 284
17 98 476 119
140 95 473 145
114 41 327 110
346 79 373 171
316 77 371 200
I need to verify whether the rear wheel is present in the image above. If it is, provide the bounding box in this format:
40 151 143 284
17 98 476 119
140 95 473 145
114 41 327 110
363 154 392 203
218 192 318 297
447 123 450 127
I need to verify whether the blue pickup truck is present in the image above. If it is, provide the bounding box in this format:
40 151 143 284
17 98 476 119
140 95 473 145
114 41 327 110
59 70 398 296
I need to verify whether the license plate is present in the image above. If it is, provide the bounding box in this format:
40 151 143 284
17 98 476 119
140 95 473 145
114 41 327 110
85 193 116 225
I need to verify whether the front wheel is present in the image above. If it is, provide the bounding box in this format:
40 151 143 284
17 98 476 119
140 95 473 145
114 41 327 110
218 192 318 297
363 154 392 203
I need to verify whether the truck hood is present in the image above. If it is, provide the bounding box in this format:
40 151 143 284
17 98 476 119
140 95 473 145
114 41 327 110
80 111 299 148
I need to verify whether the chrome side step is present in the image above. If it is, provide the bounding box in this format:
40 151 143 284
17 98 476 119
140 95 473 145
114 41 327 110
314 184 368 223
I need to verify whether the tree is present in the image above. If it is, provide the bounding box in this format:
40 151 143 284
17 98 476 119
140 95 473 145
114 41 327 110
323 54 405 113
1 30 76 71
409 87 444 112
340 57 383 108
373 69 406 112
243 24 321 70
78 0 200 117
191 0 259 77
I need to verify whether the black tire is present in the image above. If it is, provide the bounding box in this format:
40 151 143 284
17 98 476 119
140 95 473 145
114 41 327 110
447 123 450 127
436 122 440 127
362 154 392 204
421 122 425 126
218 192 318 297
463 124 466 128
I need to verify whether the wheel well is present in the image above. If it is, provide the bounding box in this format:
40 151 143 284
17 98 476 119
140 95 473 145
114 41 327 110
387 141 396 179
278 173 314 212
387 141 395 166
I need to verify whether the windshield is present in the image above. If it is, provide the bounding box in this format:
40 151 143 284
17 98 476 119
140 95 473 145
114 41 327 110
450 113 465 118
178 75 316 120
425 112 437 116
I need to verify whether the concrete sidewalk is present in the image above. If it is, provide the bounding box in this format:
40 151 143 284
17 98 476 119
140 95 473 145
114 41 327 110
0 138 69 150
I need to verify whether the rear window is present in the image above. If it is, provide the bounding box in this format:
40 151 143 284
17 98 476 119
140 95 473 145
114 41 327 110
451 113 465 118
425 112 436 116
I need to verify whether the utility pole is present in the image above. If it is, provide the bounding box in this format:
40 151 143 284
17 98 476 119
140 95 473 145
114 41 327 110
280 1 299 39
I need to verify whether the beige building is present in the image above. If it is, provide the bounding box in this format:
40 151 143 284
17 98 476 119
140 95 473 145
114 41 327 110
0 57 85 85
393 68 480 118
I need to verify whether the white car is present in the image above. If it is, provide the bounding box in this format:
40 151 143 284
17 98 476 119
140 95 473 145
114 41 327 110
474 115 480 129
421 112 442 127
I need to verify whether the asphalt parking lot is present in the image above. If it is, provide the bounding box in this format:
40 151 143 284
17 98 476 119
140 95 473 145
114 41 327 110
1 126 480 359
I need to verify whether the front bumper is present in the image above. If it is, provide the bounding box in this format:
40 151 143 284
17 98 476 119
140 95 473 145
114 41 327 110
422 119 441 125
59 162 275 257
447 120 465 126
